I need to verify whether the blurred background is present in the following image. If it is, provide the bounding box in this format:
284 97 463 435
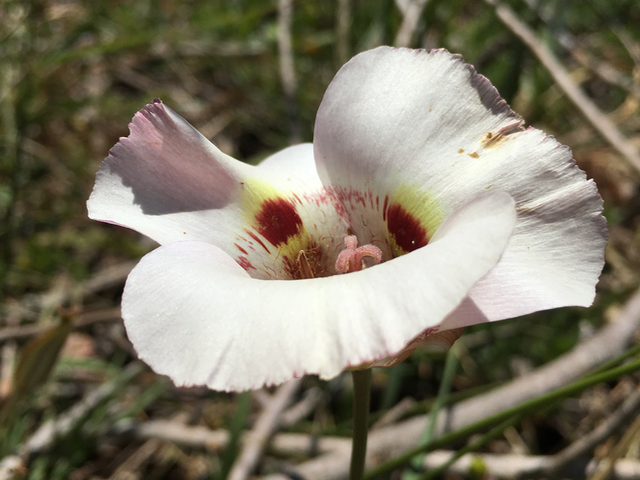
0 0 639 479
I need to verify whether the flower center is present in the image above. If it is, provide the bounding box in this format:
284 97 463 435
335 235 383 274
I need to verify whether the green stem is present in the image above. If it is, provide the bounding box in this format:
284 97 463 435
350 369 372 480
365 356 640 479
421 347 459 445
218 391 251 480
404 347 458 480
590 341 640 376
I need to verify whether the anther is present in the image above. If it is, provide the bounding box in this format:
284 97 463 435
297 250 315 279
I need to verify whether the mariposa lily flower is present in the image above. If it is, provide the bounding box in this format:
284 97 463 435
88 47 607 391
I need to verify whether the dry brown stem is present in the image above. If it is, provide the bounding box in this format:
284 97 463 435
38 261 136 312
543 383 640 476
281 386 323 427
107 381 640 479
19 361 144 458
588 399 640 480
394 0 430 48
228 378 302 480
116 419 349 456
107 418 640 480
106 439 161 480
371 397 416 430
418 450 640 479
336 0 351 65
0 307 122 345
522 0 639 97
277 0 300 144
484 0 640 174
6 261 135 325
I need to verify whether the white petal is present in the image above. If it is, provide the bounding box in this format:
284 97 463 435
87 99 345 279
314 47 606 323
88 99 249 244
122 191 516 391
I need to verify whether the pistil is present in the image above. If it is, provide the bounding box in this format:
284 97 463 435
335 235 382 273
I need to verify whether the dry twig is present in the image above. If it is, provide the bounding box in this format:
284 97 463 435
107 439 161 480
114 419 349 456
0 316 18 398
253 386 321 427
38 261 136 312
0 363 144 479
371 397 416 430
336 0 351 65
281 386 323 427
0 307 122 345
394 0 430 48
6 261 135 325
0 456 23 480
418 450 640 479
119 418 229 451
483 0 640 174
543 384 640 476
111 419 640 479
108 418 640 480
522 0 640 97
228 378 302 480
277 0 300 144
588 406 640 480
18 361 144 458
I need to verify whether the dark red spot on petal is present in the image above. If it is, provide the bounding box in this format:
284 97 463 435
236 256 256 271
382 195 389 222
254 198 303 247
387 204 428 253
243 228 270 253
234 243 248 255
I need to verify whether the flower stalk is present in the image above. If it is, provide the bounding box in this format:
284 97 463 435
350 368 372 480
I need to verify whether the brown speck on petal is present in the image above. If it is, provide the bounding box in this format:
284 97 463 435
481 131 508 149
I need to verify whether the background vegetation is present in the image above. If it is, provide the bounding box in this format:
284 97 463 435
0 0 639 478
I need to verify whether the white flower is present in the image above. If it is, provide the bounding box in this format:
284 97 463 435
88 47 607 391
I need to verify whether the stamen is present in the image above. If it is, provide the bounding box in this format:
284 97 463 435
297 250 315 279
335 235 382 273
